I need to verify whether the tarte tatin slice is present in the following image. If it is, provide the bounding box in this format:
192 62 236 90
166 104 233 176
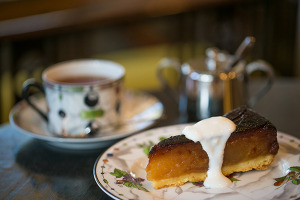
146 106 279 189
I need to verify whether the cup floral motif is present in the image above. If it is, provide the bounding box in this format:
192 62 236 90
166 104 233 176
45 83 122 136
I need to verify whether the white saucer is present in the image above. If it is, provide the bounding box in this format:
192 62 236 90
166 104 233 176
9 91 164 150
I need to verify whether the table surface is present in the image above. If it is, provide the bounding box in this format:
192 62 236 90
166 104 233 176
1 78 300 200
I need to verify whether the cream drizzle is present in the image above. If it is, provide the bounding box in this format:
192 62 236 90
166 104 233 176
182 116 236 188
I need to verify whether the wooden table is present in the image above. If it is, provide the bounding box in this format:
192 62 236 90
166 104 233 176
0 78 300 199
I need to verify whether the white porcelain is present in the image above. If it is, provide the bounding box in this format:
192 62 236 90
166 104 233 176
10 91 163 150
94 124 300 200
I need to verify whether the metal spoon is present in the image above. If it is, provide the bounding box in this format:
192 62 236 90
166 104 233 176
225 36 256 73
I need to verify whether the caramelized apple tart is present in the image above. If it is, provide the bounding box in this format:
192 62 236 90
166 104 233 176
146 106 279 189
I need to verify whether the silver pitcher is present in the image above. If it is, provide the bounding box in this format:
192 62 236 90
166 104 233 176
157 53 274 121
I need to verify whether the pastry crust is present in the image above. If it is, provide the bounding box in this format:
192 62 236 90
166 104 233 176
150 154 275 189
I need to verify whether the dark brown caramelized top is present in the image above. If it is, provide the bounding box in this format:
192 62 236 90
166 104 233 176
149 106 277 156
154 135 192 149
224 105 275 134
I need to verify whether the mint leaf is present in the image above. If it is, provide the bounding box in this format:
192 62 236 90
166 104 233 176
80 109 104 119
138 140 154 156
229 177 240 182
132 182 149 192
289 166 300 172
143 146 151 156
274 176 286 182
159 136 167 141
124 182 134 187
274 166 300 188
137 184 149 192
110 168 128 178
292 179 300 185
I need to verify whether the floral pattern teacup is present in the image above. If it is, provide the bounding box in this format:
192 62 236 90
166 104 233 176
22 59 125 137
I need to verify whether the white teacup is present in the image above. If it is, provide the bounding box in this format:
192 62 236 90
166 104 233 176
22 59 125 137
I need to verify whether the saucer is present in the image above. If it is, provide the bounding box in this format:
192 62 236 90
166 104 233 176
94 124 300 200
9 91 164 150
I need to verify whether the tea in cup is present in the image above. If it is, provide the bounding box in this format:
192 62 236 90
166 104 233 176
22 59 125 137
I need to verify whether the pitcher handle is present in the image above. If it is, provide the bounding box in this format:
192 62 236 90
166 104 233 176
156 57 181 102
246 60 274 107
22 79 48 121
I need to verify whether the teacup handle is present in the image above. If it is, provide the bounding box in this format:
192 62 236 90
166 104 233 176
156 57 181 102
246 60 275 107
22 79 48 122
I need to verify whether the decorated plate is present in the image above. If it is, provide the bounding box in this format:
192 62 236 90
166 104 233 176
9 91 163 150
94 124 300 200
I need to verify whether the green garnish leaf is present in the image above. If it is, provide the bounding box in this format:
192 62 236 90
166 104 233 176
229 177 240 182
289 166 300 172
274 166 300 188
110 168 128 178
80 109 104 119
292 179 300 185
274 176 286 182
138 140 155 156
124 182 134 187
108 168 148 192
137 184 149 192
159 136 167 141
130 182 149 192
143 146 151 156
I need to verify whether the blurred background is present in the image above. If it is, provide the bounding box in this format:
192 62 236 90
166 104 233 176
0 0 299 123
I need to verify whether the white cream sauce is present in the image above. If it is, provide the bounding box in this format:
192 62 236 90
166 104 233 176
182 116 236 188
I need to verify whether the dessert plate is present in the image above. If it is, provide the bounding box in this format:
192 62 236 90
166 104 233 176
9 91 163 150
94 124 300 200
